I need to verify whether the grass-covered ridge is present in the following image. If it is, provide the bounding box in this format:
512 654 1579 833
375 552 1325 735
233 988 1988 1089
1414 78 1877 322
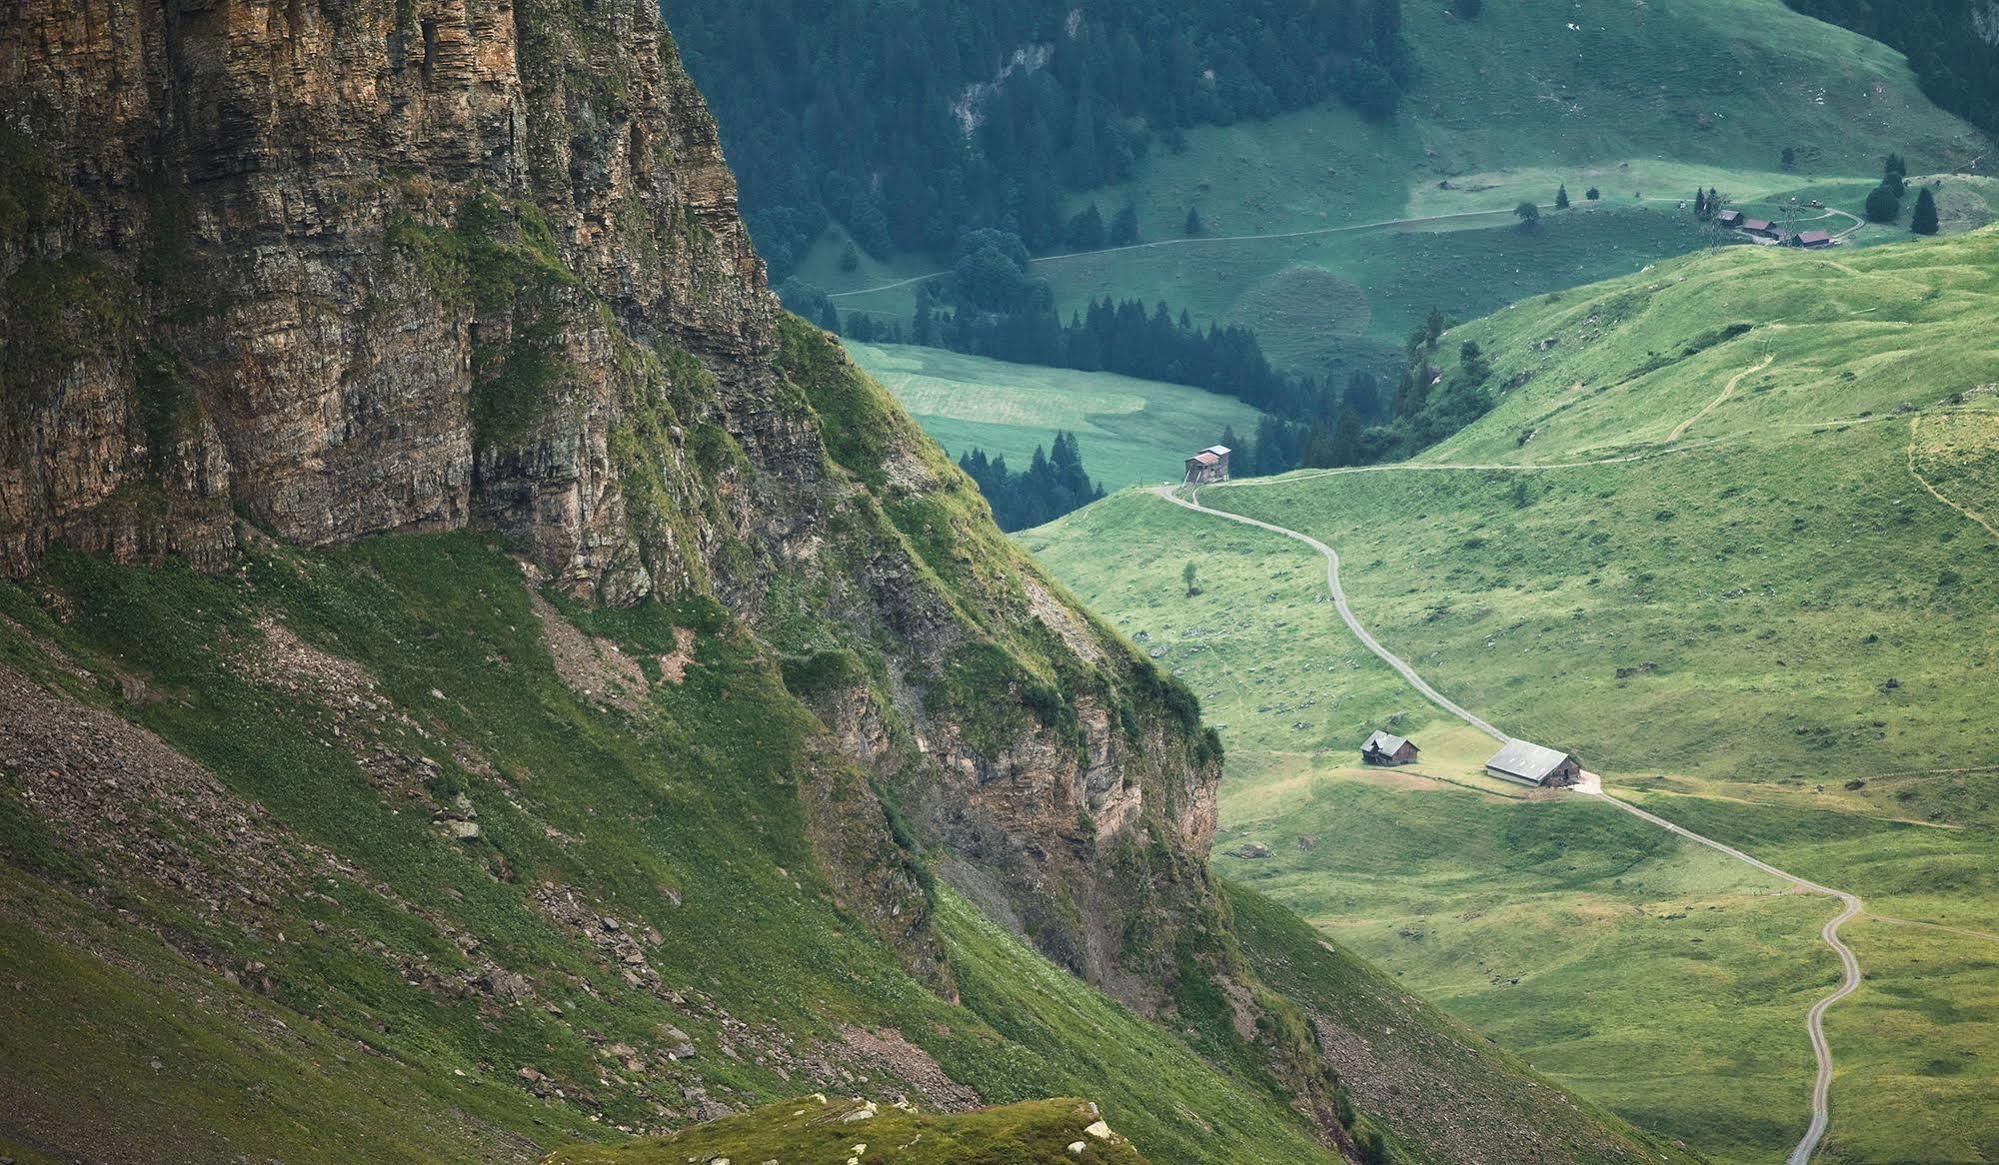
1029 227 1999 1163
0 535 1323 1163
543 1096 1147 1165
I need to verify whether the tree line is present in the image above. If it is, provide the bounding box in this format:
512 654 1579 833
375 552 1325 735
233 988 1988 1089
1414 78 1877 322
665 0 1409 280
956 432 1105 531
796 224 1499 479
1783 1 1999 137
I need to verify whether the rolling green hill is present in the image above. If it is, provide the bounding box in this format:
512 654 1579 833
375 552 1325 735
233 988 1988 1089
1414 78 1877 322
848 342 1266 489
1028 227 1999 1163
812 0 1990 384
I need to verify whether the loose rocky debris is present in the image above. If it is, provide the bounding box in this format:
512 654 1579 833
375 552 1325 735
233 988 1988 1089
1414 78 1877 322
0 660 321 924
835 1024 981 1112
530 585 696 715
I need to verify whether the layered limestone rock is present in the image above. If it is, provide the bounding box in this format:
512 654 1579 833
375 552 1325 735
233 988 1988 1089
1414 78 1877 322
0 0 1222 1009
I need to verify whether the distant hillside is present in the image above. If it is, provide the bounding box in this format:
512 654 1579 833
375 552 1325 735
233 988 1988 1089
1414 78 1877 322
666 0 1411 277
798 0 1989 390
1784 0 1999 136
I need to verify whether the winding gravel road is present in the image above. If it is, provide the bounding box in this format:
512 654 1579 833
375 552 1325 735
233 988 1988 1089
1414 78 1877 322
1156 483 1863 1165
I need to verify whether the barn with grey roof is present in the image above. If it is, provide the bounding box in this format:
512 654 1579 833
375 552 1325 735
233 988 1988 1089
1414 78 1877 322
1484 739 1581 787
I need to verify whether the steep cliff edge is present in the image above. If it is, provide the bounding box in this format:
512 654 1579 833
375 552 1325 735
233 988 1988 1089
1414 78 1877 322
0 0 1224 1009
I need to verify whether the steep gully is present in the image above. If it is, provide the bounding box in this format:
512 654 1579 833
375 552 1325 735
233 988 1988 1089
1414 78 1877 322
1153 482 1862 1165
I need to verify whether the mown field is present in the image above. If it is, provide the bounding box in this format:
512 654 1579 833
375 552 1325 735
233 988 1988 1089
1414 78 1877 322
812 0 1988 381
846 343 1265 489
1027 228 1999 1164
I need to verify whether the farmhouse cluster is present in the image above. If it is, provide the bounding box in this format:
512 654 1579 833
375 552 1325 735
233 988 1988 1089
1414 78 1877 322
1715 209 1833 249
1360 730 1583 788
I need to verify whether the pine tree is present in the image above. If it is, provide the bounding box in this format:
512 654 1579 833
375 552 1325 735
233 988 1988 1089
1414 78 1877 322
1865 182 1901 223
1911 186 1940 235
1694 189 1708 219
1883 153 1907 197
1110 203 1140 245
1555 184 1570 209
1781 146 1797 171
1184 207 1204 236
1425 306 1445 346
1067 204 1106 250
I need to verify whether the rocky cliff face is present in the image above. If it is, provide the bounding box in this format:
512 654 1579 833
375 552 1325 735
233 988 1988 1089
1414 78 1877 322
0 0 1223 1009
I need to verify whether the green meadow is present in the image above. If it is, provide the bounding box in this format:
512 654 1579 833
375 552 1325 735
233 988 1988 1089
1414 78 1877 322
1027 228 1999 1163
846 342 1264 489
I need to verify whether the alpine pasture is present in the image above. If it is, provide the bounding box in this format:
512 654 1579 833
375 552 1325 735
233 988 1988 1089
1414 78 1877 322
1026 228 1999 1164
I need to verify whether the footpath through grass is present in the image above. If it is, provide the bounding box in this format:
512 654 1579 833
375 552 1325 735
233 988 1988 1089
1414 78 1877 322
1029 230 1999 1163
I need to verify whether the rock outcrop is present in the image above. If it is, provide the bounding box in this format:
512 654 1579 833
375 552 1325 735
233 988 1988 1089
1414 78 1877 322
0 0 1221 1009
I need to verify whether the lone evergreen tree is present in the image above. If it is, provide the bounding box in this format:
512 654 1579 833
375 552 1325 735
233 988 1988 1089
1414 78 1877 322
1865 182 1901 223
1183 561 1200 597
1911 186 1940 235
1110 203 1141 246
1781 146 1797 171
1184 207 1204 236
1694 189 1709 219
1555 185 1570 209
1067 203 1106 249
1425 306 1446 346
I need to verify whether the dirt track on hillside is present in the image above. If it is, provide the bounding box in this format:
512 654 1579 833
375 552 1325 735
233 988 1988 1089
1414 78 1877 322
1157 483 1864 1165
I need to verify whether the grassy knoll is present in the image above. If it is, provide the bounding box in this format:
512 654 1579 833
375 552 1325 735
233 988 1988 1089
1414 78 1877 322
847 342 1265 489
813 0 1987 381
1029 229 1999 1161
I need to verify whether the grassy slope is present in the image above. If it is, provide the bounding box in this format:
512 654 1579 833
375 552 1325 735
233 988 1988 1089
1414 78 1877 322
817 0 1988 379
846 342 1265 489
0 531 1702 1165
0 536 1349 1165
543 1095 1146 1165
1028 229 1999 1163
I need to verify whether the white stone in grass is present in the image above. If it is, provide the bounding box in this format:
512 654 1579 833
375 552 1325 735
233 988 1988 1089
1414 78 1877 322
1084 1120 1113 1139
1068 1142 1087 1155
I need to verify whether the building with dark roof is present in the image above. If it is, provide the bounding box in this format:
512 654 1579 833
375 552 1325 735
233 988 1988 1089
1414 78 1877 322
1184 445 1232 484
1716 210 1744 227
1484 739 1582 787
1793 229 1833 248
1361 731 1420 766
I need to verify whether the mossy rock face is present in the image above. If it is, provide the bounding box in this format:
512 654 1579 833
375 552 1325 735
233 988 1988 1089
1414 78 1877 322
542 1096 1149 1165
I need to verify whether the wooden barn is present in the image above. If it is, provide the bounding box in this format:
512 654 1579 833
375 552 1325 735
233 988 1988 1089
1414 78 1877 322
1484 739 1582 787
1792 229 1833 249
1361 731 1420 766
1716 209 1744 227
1741 217 1781 239
1184 445 1232 484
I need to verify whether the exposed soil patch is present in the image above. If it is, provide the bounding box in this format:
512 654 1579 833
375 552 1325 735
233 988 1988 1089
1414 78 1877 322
836 1024 982 1112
